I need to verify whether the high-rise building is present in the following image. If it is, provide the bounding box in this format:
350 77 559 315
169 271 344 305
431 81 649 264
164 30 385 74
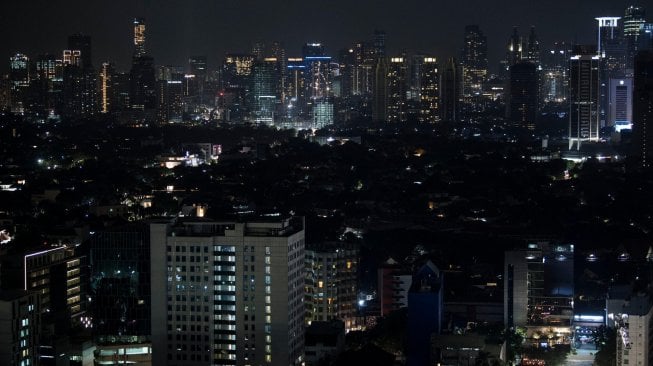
252 58 281 124
597 17 626 125
419 57 439 123
525 26 540 64
377 258 412 316
609 78 633 132
613 294 653 366
34 54 63 114
9 53 30 113
440 57 461 122
134 18 146 58
99 62 114 113
461 25 488 110
542 42 571 103
130 55 157 111
386 56 408 123
372 57 388 122
0 290 40 366
89 225 153 364
633 50 653 167
285 58 307 121
150 217 305 366
569 45 601 150
505 243 574 345
504 27 523 74
623 6 646 68
68 33 92 69
305 243 358 330
509 62 539 130
157 79 184 123
373 30 386 58
252 42 266 61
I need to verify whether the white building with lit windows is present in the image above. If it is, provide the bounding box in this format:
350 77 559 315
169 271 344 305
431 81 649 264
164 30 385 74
150 217 305 366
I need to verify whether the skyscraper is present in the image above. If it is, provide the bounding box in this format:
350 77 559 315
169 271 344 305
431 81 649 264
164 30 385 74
597 17 626 125
633 50 653 167
372 56 388 122
407 261 443 366
525 26 540 64
134 18 146 58
419 57 440 123
504 27 523 73
99 62 114 113
68 33 92 69
609 78 633 132
623 6 646 68
569 46 600 150
509 62 539 130
386 56 408 123
252 58 281 124
461 25 488 110
9 53 30 112
440 57 461 122
150 217 305 366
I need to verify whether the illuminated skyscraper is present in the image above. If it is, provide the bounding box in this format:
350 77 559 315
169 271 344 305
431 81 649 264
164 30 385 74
99 62 113 113
542 42 570 103
419 57 440 123
372 56 388 122
504 27 523 73
609 78 633 132
633 50 653 167
285 58 307 121
68 33 92 69
461 25 488 110
9 53 30 112
386 56 408 123
252 58 281 124
525 26 540 64
134 18 146 57
596 17 626 125
569 45 600 150
130 55 156 111
624 6 646 67
63 35 99 118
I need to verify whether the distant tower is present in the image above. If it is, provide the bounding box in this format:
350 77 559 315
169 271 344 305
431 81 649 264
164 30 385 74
596 17 624 125
251 41 265 61
386 56 408 123
372 56 388 122
373 30 386 58
461 25 488 109
569 45 600 150
68 33 92 69
525 26 540 64
633 50 653 167
419 57 440 123
509 62 539 130
133 18 146 57
623 6 646 68
440 57 460 122
99 62 114 113
506 27 523 68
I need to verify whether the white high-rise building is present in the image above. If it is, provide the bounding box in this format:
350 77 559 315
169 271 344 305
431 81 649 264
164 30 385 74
614 294 653 366
150 217 305 366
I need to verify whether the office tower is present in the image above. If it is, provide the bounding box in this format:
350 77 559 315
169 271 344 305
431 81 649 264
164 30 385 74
9 53 30 112
134 17 146 57
504 243 574 345
0 75 11 110
285 58 307 121
34 54 63 114
504 27 523 74
525 26 540 64
303 50 332 122
130 55 156 111
461 25 488 110
305 243 358 330
252 58 281 124
1 245 86 365
89 225 152 363
68 33 92 69
419 57 439 123
377 258 412 316
609 78 633 132
157 78 184 123
0 290 40 366
633 50 653 167
222 53 255 120
312 102 333 128
189 56 208 82
302 43 326 58
150 217 305 366
252 42 266 61
386 56 408 123
99 62 114 113
440 57 461 122
640 23 653 51
542 42 570 103
569 45 600 150
597 17 626 125
338 48 357 100
269 42 286 102
623 6 646 67
407 261 442 366
372 56 388 122
508 62 539 130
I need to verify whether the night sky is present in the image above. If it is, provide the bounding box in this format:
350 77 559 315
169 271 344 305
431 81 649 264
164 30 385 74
0 0 645 73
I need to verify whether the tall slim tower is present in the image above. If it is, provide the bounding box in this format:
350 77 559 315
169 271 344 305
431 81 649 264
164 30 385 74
525 26 540 64
596 17 625 125
461 25 488 109
505 27 523 69
509 62 539 130
419 57 440 123
633 50 653 167
134 18 146 57
440 57 460 122
569 45 600 150
623 6 646 68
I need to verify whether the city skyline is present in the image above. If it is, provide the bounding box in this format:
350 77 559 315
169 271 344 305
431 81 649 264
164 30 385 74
0 0 646 72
